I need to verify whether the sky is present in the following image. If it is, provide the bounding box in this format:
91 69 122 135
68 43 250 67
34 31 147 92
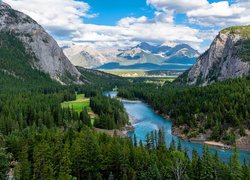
3 0 250 52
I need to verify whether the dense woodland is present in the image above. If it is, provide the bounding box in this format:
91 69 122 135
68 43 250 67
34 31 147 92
90 95 129 130
1 125 250 180
118 76 250 145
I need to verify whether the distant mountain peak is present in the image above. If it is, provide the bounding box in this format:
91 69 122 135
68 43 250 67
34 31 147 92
161 41 176 48
64 41 199 70
135 42 155 50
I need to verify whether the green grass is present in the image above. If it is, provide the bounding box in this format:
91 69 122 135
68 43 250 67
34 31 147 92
61 94 90 113
61 94 96 125
103 69 147 77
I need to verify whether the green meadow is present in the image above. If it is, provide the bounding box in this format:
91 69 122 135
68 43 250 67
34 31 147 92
61 94 90 113
61 94 95 124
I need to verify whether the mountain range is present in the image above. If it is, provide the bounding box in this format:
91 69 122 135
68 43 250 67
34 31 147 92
1 1 250 88
0 2 120 87
63 42 200 70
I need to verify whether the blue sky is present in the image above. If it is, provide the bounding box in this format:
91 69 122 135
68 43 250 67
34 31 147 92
83 0 154 26
84 0 222 26
4 0 250 52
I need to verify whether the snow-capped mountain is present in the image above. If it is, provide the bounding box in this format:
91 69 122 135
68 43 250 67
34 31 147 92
116 42 199 66
63 45 111 68
63 42 200 70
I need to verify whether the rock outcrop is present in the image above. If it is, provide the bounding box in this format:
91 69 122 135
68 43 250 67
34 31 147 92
177 26 250 85
0 2 82 84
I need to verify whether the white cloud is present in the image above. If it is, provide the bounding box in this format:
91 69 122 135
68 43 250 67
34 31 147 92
4 0 97 38
154 11 174 24
186 1 250 27
5 0 233 52
147 0 250 28
187 1 244 17
70 16 206 51
117 16 148 27
147 0 208 12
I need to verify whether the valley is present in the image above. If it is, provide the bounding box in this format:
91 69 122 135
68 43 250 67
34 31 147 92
0 1 249 180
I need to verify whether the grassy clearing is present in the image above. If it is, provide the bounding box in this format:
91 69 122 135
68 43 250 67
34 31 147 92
61 94 90 113
61 94 96 125
103 69 147 77
144 77 176 84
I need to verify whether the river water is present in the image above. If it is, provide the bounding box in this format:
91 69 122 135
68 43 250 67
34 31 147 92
105 91 250 164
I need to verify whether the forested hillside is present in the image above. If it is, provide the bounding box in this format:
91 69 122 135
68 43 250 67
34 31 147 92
0 32 60 91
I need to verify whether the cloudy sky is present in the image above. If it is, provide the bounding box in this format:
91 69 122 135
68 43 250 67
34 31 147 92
3 0 250 52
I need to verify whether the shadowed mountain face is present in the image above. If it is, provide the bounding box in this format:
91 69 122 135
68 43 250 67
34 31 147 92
0 2 83 85
176 26 250 86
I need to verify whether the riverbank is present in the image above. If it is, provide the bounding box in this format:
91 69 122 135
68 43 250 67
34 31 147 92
172 126 250 151
150 105 249 151
95 125 134 138
117 97 142 103
145 103 250 151
172 126 234 150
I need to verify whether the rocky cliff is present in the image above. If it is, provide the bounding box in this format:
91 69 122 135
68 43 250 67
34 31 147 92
178 26 250 85
0 2 82 84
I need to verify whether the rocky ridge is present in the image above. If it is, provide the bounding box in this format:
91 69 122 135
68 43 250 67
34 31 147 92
0 2 82 84
178 26 250 85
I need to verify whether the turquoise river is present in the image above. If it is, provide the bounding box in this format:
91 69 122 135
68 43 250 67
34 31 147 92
105 91 250 164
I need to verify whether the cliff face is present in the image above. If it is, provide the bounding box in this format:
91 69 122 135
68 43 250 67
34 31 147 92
178 26 250 86
0 2 82 84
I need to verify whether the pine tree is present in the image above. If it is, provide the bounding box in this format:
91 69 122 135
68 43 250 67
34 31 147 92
170 151 187 180
58 142 72 180
133 134 137 147
191 149 200 180
33 142 55 179
200 146 214 180
14 142 31 179
169 138 176 151
145 133 151 150
228 150 243 180
0 147 9 180
177 139 182 152
242 159 250 180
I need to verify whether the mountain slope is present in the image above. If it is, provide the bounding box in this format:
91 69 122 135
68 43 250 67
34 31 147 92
63 45 110 68
177 26 250 85
0 2 82 84
0 31 60 91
